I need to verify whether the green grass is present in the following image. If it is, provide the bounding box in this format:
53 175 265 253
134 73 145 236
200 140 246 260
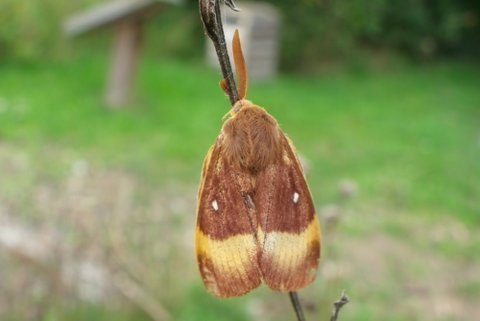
0 55 479 321
1 56 479 222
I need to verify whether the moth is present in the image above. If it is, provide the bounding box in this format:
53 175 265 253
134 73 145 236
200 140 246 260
196 30 321 298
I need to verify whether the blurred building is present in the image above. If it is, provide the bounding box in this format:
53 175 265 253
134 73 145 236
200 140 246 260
206 1 280 81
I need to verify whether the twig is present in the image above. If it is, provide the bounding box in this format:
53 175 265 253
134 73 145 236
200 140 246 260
330 291 349 321
99 178 171 321
112 272 171 321
199 0 239 104
289 291 307 321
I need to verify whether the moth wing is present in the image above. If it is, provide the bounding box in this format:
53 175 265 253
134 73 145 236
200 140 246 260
255 134 321 292
195 136 261 298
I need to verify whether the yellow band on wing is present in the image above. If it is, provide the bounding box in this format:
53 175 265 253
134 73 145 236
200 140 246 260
195 216 320 295
259 215 321 291
261 215 320 256
195 228 261 297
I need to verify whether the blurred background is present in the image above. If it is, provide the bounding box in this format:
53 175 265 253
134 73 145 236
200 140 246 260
0 0 479 321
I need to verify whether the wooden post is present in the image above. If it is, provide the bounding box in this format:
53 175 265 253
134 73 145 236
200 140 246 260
105 18 144 107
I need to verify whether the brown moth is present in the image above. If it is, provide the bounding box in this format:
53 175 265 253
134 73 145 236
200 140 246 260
195 30 321 298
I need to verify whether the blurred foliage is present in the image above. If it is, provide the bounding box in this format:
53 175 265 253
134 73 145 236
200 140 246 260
157 0 480 71
262 0 480 71
0 55 479 320
0 0 102 60
1 0 479 71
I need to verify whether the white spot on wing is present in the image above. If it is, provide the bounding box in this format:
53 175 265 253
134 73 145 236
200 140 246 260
293 192 300 204
212 200 219 211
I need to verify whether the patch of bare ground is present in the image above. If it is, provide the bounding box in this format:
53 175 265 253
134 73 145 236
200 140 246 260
0 142 478 321
320 206 480 321
0 143 197 321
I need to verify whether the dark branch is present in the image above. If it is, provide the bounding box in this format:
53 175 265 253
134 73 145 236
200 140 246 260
330 291 349 321
289 292 307 321
199 0 239 104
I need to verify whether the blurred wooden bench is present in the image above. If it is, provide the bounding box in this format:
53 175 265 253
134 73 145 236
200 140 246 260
65 0 182 107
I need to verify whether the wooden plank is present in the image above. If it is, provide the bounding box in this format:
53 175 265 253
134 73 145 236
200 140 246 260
64 0 182 37
105 19 144 107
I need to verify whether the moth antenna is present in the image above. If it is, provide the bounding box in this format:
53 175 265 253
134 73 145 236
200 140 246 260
232 29 248 100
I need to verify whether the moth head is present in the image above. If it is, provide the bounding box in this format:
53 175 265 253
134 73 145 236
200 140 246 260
222 102 281 171
231 98 253 115
222 98 256 120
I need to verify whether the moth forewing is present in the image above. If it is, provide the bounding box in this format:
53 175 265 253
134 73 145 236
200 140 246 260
196 137 262 298
256 133 321 291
